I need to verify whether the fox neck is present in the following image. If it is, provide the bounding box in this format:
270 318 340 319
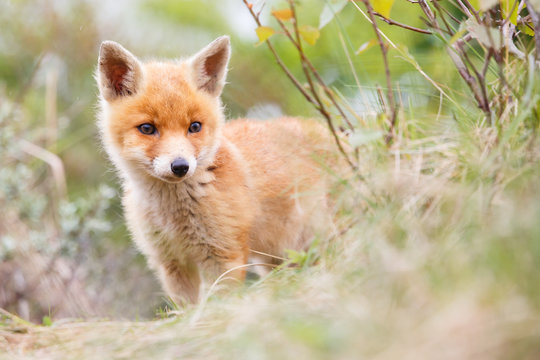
124 166 215 242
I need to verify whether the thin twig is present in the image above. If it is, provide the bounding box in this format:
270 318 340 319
242 0 315 105
361 0 398 144
350 0 464 112
242 0 358 172
19 139 67 200
432 1 456 35
481 48 493 80
455 39 492 121
276 8 322 119
189 262 277 325
274 12 355 131
438 3 462 24
524 0 540 60
373 11 432 34
450 41 491 117
336 32 370 125
419 0 494 120
249 249 287 262
460 0 482 22
287 1 357 170
455 0 474 19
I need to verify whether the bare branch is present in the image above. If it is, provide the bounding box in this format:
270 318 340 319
274 16 355 131
241 0 358 173
524 0 540 60
373 11 432 34
459 0 482 22
360 0 398 144
19 139 67 200
241 0 316 105
419 0 494 120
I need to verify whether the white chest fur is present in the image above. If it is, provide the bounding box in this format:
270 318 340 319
124 170 218 265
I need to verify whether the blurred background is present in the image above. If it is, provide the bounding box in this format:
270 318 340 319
0 0 454 322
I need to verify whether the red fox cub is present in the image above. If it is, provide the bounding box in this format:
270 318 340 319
96 36 334 305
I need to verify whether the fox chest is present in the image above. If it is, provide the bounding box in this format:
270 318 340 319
128 183 222 261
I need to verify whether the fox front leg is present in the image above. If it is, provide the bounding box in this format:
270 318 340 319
158 259 201 306
199 249 248 295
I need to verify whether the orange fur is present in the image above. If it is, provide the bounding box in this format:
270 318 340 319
96 37 334 305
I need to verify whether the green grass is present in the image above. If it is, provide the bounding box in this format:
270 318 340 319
1 1 540 358
1 129 539 359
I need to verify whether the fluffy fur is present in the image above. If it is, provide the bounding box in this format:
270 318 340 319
96 36 334 304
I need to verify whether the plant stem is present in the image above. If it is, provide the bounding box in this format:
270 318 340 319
360 0 398 144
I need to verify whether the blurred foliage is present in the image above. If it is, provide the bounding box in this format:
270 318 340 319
0 0 539 335
0 0 540 358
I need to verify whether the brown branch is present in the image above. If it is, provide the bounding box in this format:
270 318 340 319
459 0 482 22
274 13 355 131
432 1 456 35
482 48 493 81
418 0 436 22
455 39 492 121
241 0 358 173
450 40 491 119
361 0 398 145
275 15 321 112
373 11 432 34
419 0 495 120
524 0 540 60
438 4 462 24
287 0 358 171
241 0 315 105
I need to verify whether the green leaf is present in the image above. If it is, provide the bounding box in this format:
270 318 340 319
500 0 519 25
372 0 395 18
285 249 307 265
299 25 320 45
42 316 53 327
468 0 480 9
518 24 535 36
449 23 468 45
319 0 348 29
255 26 275 46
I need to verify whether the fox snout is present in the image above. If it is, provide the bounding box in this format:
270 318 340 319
171 158 190 178
151 149 198 183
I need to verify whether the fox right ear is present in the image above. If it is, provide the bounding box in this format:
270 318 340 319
97 41 143 101
190 36 231 97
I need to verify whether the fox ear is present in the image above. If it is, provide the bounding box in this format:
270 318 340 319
97 41 143 101
190 36 231 97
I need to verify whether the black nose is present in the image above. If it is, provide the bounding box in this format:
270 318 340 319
171 158 189 177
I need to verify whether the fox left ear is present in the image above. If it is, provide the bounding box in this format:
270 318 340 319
97 41 143 101
190 36 231 97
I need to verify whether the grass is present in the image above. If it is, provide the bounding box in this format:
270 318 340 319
1 2 540 358
1 123 539 358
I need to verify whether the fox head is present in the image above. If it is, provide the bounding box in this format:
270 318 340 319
96 36 230 183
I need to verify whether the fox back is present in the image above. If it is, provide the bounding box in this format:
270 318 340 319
96 36 334 305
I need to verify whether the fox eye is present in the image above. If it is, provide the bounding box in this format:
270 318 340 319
188 121 202 133
138 123 156 135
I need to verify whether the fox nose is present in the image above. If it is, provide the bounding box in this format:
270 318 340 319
171 158 189 177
